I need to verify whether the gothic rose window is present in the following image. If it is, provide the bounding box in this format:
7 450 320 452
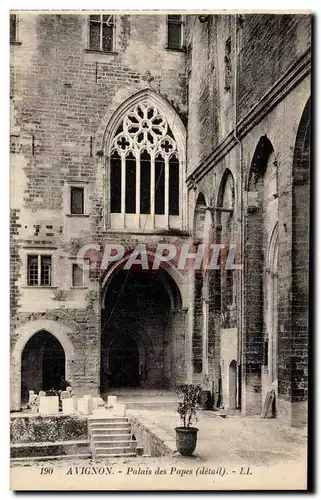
110 103 180 221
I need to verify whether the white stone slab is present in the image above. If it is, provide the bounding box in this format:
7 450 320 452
62 398 77 415
93 408 109 416
107 395 117 407
111 403 126 416
39 391 46 397
93 397 105 409
38 396 59 415
77 397 93 415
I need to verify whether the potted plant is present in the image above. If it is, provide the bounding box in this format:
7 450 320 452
175 384 202 456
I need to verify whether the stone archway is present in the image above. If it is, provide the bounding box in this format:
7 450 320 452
243 135 276 415
100 263 186 394
11 319 75 411
21 330 66 403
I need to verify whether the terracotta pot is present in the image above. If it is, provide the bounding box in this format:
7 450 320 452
175 427 198 456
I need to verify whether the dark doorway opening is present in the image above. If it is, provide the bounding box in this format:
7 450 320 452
229 360 237 410
109 335 139 388
21 330 65 402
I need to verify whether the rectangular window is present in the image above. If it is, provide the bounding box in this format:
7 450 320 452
169 156 179 215
140 152 151 214
224 37 232 91
155 156 165 215
41 256 51 286
27 255 38 286
226 269 233 305
10 14 17 43
110 153 122 213
125 155 136 214
10 135 19 154
72 263 84 287
167 15 183 50
27 255 52 286
70 186 84 215
88 15 114 52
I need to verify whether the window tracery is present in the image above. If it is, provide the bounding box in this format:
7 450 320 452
109 103 180 228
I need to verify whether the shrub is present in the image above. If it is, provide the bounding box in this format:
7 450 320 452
175 384 202 428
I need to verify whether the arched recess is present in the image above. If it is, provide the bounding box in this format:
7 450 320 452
215 169 238 409
290 96 310 410
243 135 277 415
266 223 279 388
100 88 187 232
216 169 236 325
21 331 66 402
100 256 186 391
11 319 75 411
191 193 207 377
193 192 207 242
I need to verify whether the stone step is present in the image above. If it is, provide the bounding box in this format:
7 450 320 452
95 446 136 455
92 433 131 441
89 423 130 431
90 427 131 435
11 453 92 463
92 440 134 448
11 440 90 459
122 401 177 410
88 417 128 424
95 452 136 458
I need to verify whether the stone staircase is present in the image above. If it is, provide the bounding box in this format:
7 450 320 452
88 416 136 459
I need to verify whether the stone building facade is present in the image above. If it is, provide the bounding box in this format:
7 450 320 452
10 12 311 427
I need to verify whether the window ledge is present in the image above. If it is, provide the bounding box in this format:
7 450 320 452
165 46 186 53
69 286 87 290
10 41 22 46
21 286 58 289
66 214 90 218
85 49 118 55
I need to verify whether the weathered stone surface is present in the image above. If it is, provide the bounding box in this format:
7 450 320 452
10 415 88 444
38 396 59 415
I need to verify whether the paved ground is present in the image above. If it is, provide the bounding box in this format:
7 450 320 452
10 410 307 491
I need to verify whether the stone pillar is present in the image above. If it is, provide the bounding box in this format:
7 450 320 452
84 282 101 397
242 192 264 415
168 308 187 386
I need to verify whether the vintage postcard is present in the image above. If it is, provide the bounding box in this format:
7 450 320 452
10 9 311 491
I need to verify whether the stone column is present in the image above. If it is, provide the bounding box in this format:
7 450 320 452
242 191 264 415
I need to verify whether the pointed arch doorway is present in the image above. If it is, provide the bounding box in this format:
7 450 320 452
21 330 65 402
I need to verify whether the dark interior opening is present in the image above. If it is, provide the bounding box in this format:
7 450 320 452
21 330 65 402
109 335 140 387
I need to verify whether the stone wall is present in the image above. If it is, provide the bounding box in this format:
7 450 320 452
186 13 311 425
10 13 189 407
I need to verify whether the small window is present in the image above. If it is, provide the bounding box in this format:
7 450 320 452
70 186 84 215
10 14 17 43
88 15 115 52
226 269 233 305
10 135 19 154
27 255 52 286
224 37 232 91
167 15 183 50
27 255 38 286
72 263 84 287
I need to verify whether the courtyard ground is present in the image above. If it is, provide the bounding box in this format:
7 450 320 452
10 409 307 491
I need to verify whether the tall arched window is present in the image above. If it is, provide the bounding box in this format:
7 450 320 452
109 103 181 230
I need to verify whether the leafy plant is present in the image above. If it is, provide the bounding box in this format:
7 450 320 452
175 384 202 428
